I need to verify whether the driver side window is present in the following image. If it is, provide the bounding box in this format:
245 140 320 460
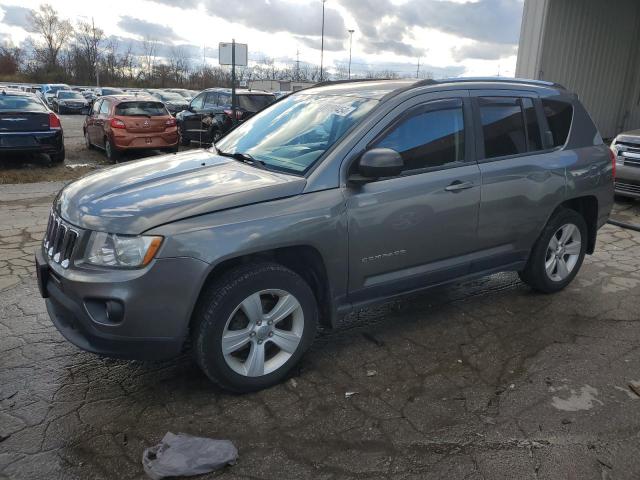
191 93 205 110
99 100 110 115
373 98 465 172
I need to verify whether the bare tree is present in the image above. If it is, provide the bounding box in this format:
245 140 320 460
141 37 158 80
76 18 104 85
28 4 74 71
168 46 190 85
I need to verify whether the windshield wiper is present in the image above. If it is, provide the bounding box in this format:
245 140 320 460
217 149 267 169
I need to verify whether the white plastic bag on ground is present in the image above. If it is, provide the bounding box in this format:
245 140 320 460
142 432 238 479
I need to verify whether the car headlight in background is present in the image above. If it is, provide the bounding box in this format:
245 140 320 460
84 232 163 268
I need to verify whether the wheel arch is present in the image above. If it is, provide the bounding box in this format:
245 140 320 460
551 195 599 254
190 245 334 332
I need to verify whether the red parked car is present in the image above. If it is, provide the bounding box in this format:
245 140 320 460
83 95 179 162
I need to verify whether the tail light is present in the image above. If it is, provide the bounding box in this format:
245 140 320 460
224 109 243 120
110 118 126 129
165 117 176 127
49 112 61 129
609 147 616 178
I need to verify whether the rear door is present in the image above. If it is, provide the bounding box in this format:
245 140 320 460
183 92 206 140
344 91 481 302
86 99 102 144
471 90 566 271
115 102 168 134
95 99 110 148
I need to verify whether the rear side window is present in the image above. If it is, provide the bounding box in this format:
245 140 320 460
479 97 527 158
0 95 47 111
522 98 542 151
238 95 275 111
542 99 573 147
218 92 231 106
115 102 167 116
99 100 110 114
374 98 465 171
204 93 218 108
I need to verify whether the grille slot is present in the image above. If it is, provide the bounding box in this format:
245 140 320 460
43 211 79 268
615 181 640 195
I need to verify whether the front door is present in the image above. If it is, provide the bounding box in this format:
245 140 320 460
345 93 481 303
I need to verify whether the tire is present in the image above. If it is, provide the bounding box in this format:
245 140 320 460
180 133 191 147
84 130 93 150
519 208 587 293
193 262 318 392
105 138 120 163
165 144 180 154
50 148 65 164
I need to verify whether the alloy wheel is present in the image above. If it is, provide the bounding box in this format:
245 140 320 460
545 223 582 282
221 289 304 377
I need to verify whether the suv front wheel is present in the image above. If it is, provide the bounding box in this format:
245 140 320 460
193 262 318 392
519 208 587 293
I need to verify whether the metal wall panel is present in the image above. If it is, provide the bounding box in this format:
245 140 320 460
517 0 640 139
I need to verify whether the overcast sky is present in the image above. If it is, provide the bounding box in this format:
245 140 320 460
0 0 524 78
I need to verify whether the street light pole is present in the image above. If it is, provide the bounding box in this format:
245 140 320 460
348 29 354 79
320 0 326 82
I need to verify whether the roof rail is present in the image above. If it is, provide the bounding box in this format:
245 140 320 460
418 76 566 90
311 78 398 88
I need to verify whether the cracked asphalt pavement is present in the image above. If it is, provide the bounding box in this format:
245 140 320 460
1 183 640 479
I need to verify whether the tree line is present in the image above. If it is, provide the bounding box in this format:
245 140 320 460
0 4 404 89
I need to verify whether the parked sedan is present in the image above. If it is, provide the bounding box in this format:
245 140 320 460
83 96 178 162
52 90 90 114
611 129 640 199
41 83 71 108
0 90 64 163
177 88 275 145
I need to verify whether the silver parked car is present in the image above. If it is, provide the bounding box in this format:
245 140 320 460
611 129 640 198
36 78 614 392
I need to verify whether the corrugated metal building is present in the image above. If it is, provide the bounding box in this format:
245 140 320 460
516 0 640 139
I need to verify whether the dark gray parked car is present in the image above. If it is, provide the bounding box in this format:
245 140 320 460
35 78 614 392
611 129 640 198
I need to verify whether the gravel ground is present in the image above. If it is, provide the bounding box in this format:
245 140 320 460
1 181 640 479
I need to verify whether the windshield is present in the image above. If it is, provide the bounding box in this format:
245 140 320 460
215 93 377 174
48 85 70 93
58 91 84 99
115 101 167 116
0 95 46 111
103 88 123 95
157 92 185 102
237 94 275 111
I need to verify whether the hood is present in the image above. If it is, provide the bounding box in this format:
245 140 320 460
56 149 306 234
616 129 640 144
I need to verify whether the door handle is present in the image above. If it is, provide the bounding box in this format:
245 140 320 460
445 181 474 192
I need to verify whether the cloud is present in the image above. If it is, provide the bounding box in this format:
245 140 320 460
202 0 347 39
294 36 344 52
0 5 35 32
117 16 183 41
451 41 518 62
338 0 522 59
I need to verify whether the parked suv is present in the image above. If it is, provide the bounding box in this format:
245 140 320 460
83 95 178 161
36 78 614 392
610 129 640 198
52 90 90 114
177 88 275 145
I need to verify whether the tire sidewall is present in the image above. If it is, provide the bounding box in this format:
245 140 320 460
195 266 317 392
532 210 588 292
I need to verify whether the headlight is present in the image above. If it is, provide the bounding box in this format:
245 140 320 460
83 232 163 268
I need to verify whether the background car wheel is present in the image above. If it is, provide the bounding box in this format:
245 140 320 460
84 130 93 150
104 138 120 163
49 148 65 164
180 135 190 147
192 262 318 392
519 208 587 293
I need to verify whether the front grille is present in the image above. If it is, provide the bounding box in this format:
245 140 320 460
615 181 640 195
43 211 80 268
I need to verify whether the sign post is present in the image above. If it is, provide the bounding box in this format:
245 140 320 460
219 41 248 126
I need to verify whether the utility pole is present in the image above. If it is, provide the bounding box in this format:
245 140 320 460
348 29 355 79
202 44 206 89
231 39 237 125
416 57 420 78
320 0 326 82
295 49 300 81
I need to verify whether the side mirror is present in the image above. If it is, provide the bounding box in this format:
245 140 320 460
350 148 404 183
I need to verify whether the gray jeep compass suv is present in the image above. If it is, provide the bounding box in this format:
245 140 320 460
36 78 614 392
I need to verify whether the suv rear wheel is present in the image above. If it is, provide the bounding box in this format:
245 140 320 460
519 208 587 293
193 262 318 392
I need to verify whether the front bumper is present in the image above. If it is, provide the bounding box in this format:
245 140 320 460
36 248 209 360
615 163 640 199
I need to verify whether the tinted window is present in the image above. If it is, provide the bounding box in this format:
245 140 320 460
58 91 84 100
542 99 573 147
99 100 110 114
218 92 231 106
115 101 167 116
479 97 527 158
238 95 275 112
191 93 205 110
204 92 218 108
374 99 465 171
0 95 47 112
522 98 542 151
